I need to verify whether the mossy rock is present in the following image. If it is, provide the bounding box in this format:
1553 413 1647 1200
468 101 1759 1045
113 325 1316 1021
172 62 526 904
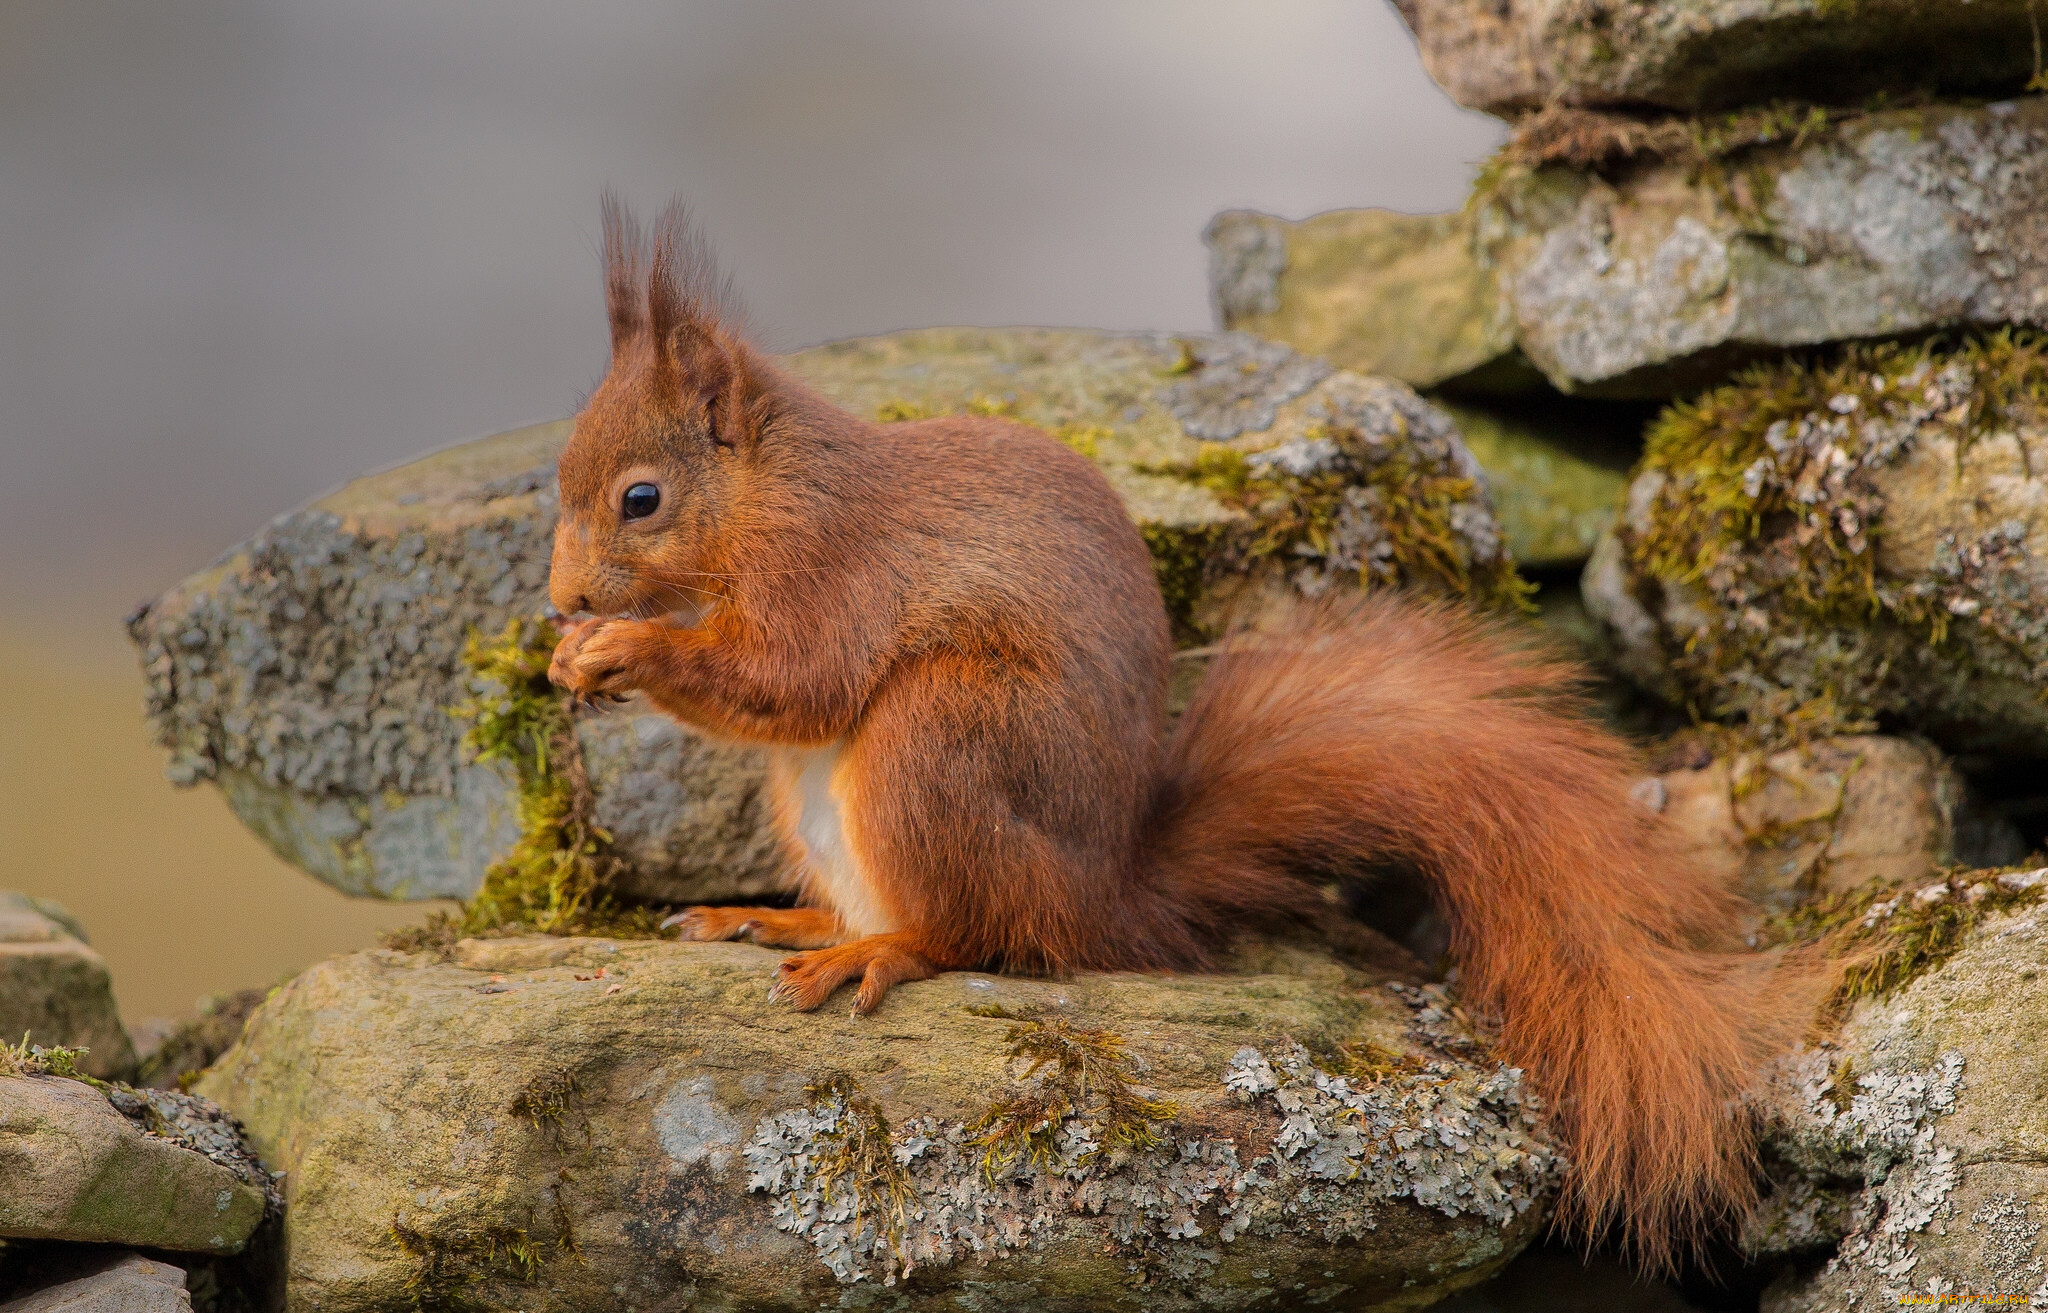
1748 871 2048 1304
1474 99 2048 397
130 328 1513 908
196 935 1554 1312
1584 334 2048 758
1389 0 2044 115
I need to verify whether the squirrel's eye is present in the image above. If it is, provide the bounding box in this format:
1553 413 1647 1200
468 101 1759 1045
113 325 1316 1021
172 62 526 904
620 483 661 520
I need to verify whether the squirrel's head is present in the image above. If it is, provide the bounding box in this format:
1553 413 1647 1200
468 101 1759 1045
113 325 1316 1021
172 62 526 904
550 197 773 621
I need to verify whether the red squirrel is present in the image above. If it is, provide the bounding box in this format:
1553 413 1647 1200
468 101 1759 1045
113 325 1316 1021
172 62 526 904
546 200 1812 1266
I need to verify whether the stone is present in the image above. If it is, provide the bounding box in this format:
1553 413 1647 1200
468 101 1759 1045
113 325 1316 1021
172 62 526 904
0 1253 191 1313
1748 880 2048 1306
0 895 134 1082
132 989 269 1092
131 328 1511 907
1476 99 2048 397
1204 208 1530 393
1424 398 1631 570
1644 735 2024 918
0 1077 266 1253
197 934 1556 1312
1583 334 2048 758
1387 0 2043 116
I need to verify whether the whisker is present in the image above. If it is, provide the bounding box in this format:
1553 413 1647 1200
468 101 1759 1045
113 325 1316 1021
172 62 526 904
651 565 833 581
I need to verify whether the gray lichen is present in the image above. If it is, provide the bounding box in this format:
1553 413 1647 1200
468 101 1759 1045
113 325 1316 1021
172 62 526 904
130 503 555 799
1157 333 1332 441
743 1037 1553 1287
1751 1045 1966 1291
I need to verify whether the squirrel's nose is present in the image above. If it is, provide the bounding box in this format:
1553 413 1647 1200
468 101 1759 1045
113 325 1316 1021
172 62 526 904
564 594 589 616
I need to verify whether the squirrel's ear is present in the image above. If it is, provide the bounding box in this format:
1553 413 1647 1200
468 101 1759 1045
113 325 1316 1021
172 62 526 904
600 192 645 357
643 199 764 450
667 323 769 452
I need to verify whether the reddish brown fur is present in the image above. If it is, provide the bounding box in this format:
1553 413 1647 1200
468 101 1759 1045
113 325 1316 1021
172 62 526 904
546 199 1815 1269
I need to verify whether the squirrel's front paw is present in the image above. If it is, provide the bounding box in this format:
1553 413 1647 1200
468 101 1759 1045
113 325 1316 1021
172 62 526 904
661 907 763 942
548 618 658 705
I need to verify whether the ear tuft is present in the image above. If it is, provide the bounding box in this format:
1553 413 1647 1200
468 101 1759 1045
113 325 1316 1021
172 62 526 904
601 191 645 356
645 199 744 350
598 195 765 446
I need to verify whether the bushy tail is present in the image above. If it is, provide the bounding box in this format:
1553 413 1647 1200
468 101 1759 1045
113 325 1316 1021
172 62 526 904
1145 591 1817 1269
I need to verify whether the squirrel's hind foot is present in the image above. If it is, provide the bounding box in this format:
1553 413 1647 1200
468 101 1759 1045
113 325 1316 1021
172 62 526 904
769 934 938 1014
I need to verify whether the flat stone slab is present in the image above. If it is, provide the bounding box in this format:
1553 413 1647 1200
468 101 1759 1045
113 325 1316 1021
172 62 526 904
1205 208 1527 393
1389 0 2043 115
197 936 1555 1312
0 895 133 1081
1480 100 2048 397
0 1077 265 1254
131 328 1509 906
0 1253 191 1313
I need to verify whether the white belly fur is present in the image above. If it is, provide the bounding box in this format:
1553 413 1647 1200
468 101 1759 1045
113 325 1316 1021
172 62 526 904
787 742 897 937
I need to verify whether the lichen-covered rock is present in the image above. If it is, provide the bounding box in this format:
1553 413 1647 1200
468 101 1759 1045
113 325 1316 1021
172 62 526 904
197 935 1555 1312
1645 735 2024 917
0 1252 193 1313
1584 334 2048 758
1204 209 1528 393
1749 879 2048 1306
0 895 134 1082
1476 99 2048 396
131 328 1512 906
0 1077 266 1254
1388 0 2043 116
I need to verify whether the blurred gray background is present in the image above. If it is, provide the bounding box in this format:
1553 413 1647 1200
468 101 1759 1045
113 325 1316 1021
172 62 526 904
0 0 1501 1019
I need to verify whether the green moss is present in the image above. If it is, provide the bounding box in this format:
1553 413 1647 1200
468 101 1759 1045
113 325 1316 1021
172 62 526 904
387 619 668 952
450 618 606 935
1144 436 1532 615
1323 1039 1428 1085
968 1018 1179 1179
1052 422 1111 461
874 398 936 423
1769 866 2047 1021
509 1067 588 1149
803 1075 915 1263
1494 99 1857 176
1138 522 1226 637
879 392 1110 465
0 1034 98 1083
1359 450 1536 613
389 1215 548 1311
1823 1056 1857 1114
1624 331 2048 740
